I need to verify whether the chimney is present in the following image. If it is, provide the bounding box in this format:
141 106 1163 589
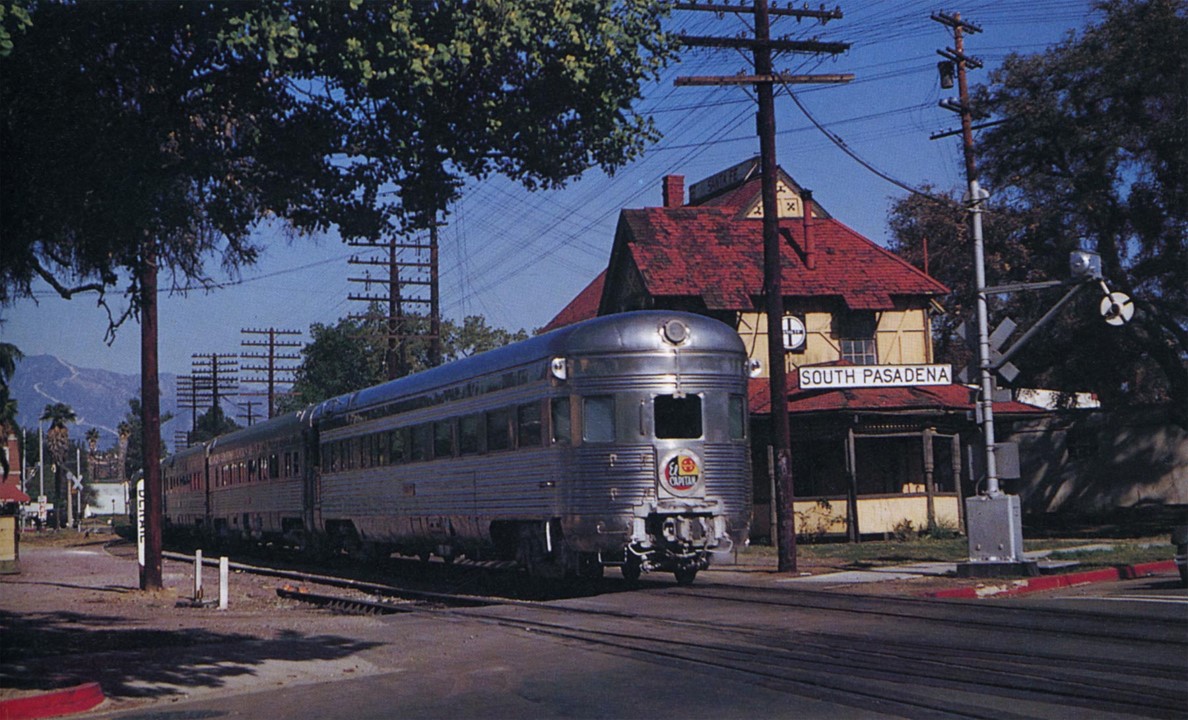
662 175 685 208
802 189 816 270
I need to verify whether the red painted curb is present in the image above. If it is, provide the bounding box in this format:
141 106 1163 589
0 683 104 720
924 559 1179 600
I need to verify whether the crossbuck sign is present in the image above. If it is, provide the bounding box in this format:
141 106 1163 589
799 364 952 390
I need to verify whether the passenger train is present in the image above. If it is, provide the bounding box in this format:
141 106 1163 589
163 311 753 584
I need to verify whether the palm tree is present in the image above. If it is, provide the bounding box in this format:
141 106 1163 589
40 403 76 529
0 343 22 480
0 397 17 481
117 421 131 484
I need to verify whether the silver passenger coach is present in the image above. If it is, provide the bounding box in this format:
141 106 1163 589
165 311 753 585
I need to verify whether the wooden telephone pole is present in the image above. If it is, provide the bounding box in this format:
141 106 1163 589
675 1 850 572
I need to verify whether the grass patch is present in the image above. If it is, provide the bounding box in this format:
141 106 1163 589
739 536 1175 570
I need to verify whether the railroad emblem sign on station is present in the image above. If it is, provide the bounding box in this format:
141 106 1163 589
781 315 806 351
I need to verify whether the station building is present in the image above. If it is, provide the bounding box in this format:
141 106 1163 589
544 158 1042 540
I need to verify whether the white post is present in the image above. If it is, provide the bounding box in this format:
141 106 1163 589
194 549 203 602
218 556 229 610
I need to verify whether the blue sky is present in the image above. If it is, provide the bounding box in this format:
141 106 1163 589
1 0 1098 378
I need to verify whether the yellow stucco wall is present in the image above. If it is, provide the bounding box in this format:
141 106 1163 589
753 494 961 538
736 307 933 377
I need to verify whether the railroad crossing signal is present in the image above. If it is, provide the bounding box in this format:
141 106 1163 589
1100 292 1134 326
956 317 1019 384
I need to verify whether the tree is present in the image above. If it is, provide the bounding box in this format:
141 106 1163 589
446 316 530 361
284 316 389 410
0 341 20 478
40 402 75 529
890 1 1187 424
887 187 1041 378
293 1 674 232
283 312 528 410
972 0 1187 422
3 1 674 586
188 406 242 445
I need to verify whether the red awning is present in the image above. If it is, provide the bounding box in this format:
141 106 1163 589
0 483 31 504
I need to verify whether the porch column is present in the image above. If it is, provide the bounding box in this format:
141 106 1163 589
923 427 936 530
845 426 860 542
951 433 965 532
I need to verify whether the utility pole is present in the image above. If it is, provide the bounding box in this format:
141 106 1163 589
348 219 442 380
240 327 301 420
675 0 850 573
176 374 210 447
139 240 163 591
190 353 239 419
933 12 1029 574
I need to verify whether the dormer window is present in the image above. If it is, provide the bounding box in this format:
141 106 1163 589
837 312 878 365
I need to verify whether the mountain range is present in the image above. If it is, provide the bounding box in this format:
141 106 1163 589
8 354 186 451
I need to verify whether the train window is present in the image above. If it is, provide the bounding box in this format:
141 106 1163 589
434 420 455 459
459 415 482 455
486 408 512 452
360 436 370 468
729 395 747 440
551 397 571 446
654 395 702 439
284 453 292 478
583 396 616 443
411 424 432 462
517 403 542 448
293 451 300 476
269 454 279 479
388 429 408 464
374 433 387 466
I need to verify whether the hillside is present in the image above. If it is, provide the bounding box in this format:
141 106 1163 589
8 354 184 451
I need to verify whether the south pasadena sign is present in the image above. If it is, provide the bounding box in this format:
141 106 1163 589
799 364 953 390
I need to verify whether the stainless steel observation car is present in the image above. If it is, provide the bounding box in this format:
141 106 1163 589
165 310 753 584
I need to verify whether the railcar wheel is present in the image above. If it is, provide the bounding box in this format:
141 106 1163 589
674 566 698 586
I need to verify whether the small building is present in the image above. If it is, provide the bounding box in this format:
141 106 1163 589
1 429 30 512
84 452 129 517
546 158 1042 539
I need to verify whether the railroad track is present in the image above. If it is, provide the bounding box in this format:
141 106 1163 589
160 549 1186 718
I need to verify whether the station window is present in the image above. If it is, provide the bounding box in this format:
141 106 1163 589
517 403 542 448
486 408 512 452
654 394 702 439
837 312 878 365
583 396 616 443
551 397 572 446
459 415 482 456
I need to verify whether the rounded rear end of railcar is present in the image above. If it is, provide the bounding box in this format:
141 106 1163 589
550 311 753 585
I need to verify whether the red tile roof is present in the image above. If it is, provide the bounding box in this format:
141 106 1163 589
0 482 30 503
545 166 947 327
619 183 947 311
541 270 605 333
